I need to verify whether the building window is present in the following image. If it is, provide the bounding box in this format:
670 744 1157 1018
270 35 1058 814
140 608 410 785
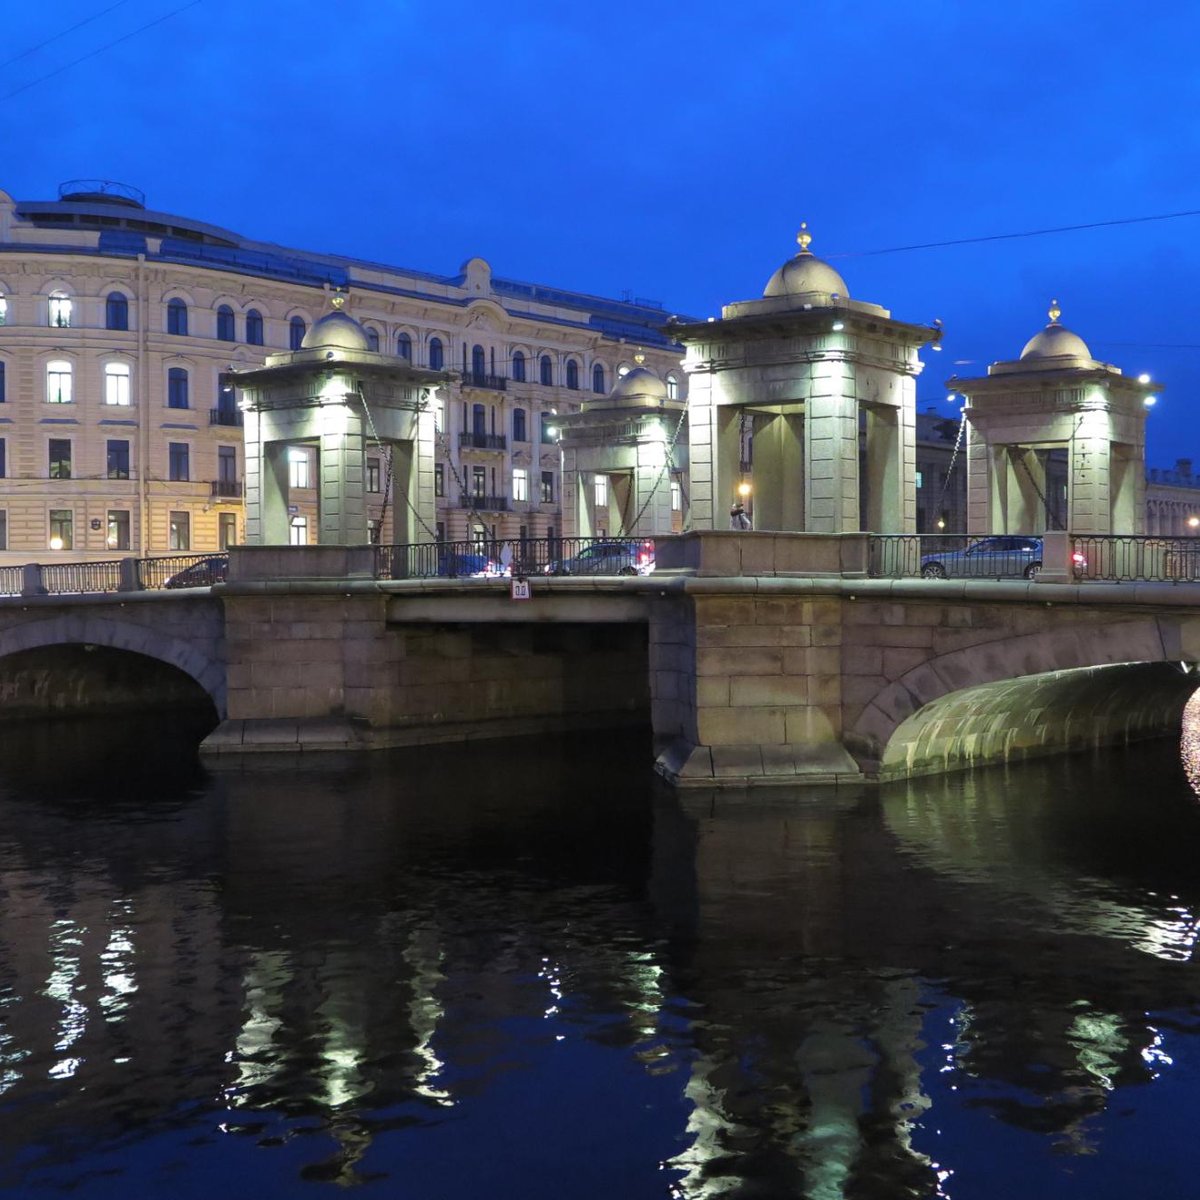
0 438 5 477
167 297 188 335
429 337 444 370
397 332 412 360
0 360 5 402
513 467 528 502
365 327 380 352
512 350 526 382
512 407 527 442
46 360 72 404
540 472 554 504
671 479 682 511
49 509 73 550
0 296 6 325
915 470 924 489
216 305 235 342
289 515 308 545
288 447 310 489
104 362 131 406
107 439 130 479
592 363 605 393
168 442 190 482
539 355 553 386
433 395 445 433
48 439 72 479
471 344 486 378
540 412 556 443
593 474 608 508
48 293 71 328
106 292 129 331
219 512 237 549
169 511 190 551
367 457 381 493
289 315 306 350
246 309 264 345
666 373 680 401
107 510 131 551
566 359 579 390
434 463 444 497
472 465 485 497
0 510 6 551
218 444 237 488
167 366 189 409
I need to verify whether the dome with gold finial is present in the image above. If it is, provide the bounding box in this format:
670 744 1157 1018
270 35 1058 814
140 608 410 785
763 223 850 301
301 290 371 352
1019 299 1093 365
605 350 669 407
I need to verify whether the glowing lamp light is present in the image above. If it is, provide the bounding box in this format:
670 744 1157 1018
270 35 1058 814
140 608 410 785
831 320 845 332
737 481 752 499
1190 516 1199 530
1144 395 1158 407
936 518 946 530
49 536 63 551
1138 373 1151 384
946 393 958 403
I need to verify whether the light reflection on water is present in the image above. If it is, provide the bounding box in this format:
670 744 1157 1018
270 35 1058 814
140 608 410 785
3 714 1200 1197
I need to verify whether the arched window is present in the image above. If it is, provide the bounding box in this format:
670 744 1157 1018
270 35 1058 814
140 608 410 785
167 297 188 336
511 350 526 382
592 363 605 394
48 293 72 328
666 373 680 401
397 332 412 360
289 315 306 350
565 359 579 390
106 292 129 331
46 360 73 404
366 326 380 352
246 309 264 346
0 295 7 325
216 305 235 342
104 362 131 406
167 367 189 409
539 355 553 386
512 407 527 442
471 344 486 379
429 337 444 370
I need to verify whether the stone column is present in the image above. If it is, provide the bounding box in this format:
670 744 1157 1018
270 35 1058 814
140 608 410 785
1068 410 1113 534
805 364 859 532
318 404 369 545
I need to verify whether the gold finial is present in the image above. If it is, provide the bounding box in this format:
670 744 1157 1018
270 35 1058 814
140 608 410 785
330 288 347 311
797 222 812 253
633 350 646 366
1048 298 1061 324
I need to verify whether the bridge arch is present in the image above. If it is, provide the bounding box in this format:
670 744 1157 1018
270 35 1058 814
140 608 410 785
849 617 1198 779
0 611 226 716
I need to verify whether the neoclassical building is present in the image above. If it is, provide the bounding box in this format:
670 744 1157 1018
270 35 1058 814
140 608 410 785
0 180 685 561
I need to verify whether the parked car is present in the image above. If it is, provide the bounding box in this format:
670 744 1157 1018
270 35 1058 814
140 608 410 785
543 540 655 577
164 555 229 589
437 551 503 578
920 536 1043 580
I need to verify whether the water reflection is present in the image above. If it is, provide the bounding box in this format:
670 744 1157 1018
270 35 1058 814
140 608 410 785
2 720 1200 1197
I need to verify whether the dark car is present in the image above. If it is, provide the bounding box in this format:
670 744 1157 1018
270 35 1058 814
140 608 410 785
437 551 502 578
163 555 229 589
544 540 655 577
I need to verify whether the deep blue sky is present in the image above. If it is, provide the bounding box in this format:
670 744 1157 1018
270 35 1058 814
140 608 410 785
4 0 1198 464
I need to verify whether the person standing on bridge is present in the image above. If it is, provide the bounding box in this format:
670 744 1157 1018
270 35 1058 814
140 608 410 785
730 502 752 531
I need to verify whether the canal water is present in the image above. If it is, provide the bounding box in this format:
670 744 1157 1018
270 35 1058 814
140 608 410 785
4 715 1200 1199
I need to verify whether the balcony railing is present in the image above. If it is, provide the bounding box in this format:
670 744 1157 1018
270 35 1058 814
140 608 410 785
460 371 507 391
457 493 511 512
458 432 507 451
210 478 243 500
210 407 244 427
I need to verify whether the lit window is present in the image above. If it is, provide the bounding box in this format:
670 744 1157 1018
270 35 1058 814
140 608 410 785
593 474 608 508
167 367 189 409
48 293 71 328
219 512 237 549
512 408 527 442
592 363 605 393
246 309 264 346
618 364 630 378
169 511 190 551
915 470 924 489
540 355 553 386
566 359 579 390
429 337 444 370
167 297 188 335
513 467 528 502
512 350 526 382
104 362 131 406
0 296 6 325
289 515 308 545
397 332 412 360
106 292 129 331
107 439 130 479
107 510 131 550
434 463 444 497
666 373 680 401
168 442 190 482
289 315 306 350
216 305 235 342
540 412 556 443
367 457 381 493
46 360 72 404
671 480 682 511
49 509 73 550
288 447 310 489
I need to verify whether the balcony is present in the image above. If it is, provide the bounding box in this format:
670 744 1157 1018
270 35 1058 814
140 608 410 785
460 371 507 392
210 407 244 427
459 431 507 451
458 493 510 512
210 479 243 500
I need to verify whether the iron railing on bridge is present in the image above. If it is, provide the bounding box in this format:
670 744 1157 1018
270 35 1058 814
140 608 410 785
1071 534 1200 582
374 536 655 581
868 534 1046 580
0 553 228 597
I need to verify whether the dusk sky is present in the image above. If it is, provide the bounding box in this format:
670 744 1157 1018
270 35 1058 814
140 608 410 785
5 0 1199 463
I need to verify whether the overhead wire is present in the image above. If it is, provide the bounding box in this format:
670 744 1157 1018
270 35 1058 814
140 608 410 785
0 0 135 71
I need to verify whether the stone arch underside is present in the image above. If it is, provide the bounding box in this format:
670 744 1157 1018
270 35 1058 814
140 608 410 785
0 612 226 716
849 617 1196 780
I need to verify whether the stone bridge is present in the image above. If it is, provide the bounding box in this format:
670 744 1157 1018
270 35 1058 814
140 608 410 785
2 535 1200 789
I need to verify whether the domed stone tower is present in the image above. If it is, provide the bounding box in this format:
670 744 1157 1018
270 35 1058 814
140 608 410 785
555 352 688 538
668 224 941 534
948 301 1156 537
228 292 451 546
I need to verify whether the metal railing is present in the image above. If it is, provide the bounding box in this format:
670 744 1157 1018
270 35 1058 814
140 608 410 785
209 408 244 427
456 493 511 511
375 536 656 581
137 553 226 590
460 371 508 391
1071 534 1200 582
0 565 21 597
38 559 124 594
869 534 1045 580
210 478 243 499
458 432 507 450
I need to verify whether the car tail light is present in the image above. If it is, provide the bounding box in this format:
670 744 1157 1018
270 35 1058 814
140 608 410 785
1072 552 1087 567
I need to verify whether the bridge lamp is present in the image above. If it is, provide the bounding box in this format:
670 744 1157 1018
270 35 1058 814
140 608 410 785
1138 373 1151 384
1189 516 1199 530
737 481 752 500
831 320 845 332
1144 394 1158 408
946 393 958 403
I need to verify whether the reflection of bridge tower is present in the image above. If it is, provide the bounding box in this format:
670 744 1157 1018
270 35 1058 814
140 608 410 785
950 302 1156 536
557 353 687 537
669 226 940 533
230 296 448 546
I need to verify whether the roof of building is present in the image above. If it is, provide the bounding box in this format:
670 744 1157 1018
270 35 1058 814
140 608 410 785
1019 301 1093 365
762 224 850 302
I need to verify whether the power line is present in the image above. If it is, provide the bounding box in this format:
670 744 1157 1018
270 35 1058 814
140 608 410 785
1 0 203 102
827 208 1200 260
0 1 135 71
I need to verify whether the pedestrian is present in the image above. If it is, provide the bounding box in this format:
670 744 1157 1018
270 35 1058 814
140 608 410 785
730 502 751 531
